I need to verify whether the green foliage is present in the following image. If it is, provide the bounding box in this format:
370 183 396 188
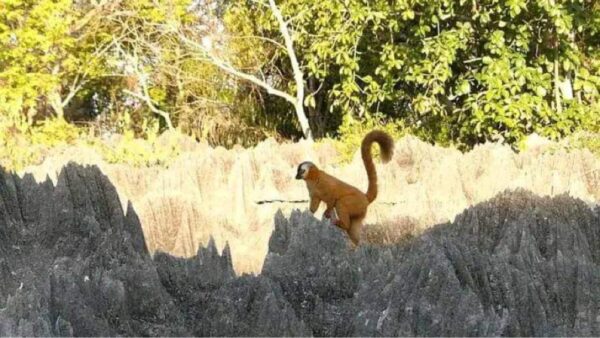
29 118 80 147
226 0 600 148
0 0 273 148
96 130 183 167
92 111 183 167
1 0 599 151
548 130 600 158
0 114 81 171
334 114 409 163
0 113 40 171
0 112 183 170
0 0 110 118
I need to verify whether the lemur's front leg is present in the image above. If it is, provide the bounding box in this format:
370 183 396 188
309 195 321 213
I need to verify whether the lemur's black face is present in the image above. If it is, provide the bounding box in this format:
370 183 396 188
295 161 313 180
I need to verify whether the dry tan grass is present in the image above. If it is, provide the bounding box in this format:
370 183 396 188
362 216 419 246
19 133 600 274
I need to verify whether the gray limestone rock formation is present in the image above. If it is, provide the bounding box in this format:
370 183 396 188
0 163 598 336
265 193 600 336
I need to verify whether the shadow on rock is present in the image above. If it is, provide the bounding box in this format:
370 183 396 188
0 163 184 336
0 163 599 336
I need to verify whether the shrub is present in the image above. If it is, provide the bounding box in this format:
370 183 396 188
0 113 83 171
29 118 81 147
0 115 40 171
555 131 600 158
96 120 183 167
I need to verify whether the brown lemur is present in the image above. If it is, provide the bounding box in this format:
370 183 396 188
295 130 394 245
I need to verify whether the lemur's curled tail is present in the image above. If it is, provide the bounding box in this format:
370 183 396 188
361 130 394 203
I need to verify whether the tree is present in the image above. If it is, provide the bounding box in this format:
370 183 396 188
0 0 114 120
176 0 313 140
225 0 600 147
97 0 277 144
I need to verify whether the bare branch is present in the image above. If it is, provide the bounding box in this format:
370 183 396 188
123 89 174 129
61 75 88 108
228 35 286 51
179 34 297 104
70 0 120 34
114 38 174 129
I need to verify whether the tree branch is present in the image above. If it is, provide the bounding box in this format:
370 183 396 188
114 39 174 129
178 34 296 104
70 0 119 34
268 0 304 107
123 89 174 129
61 74 88 108
177 0 312 140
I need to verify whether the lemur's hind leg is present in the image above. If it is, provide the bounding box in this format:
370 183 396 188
347 216 364 246
333 201 351 231
324 202 335 219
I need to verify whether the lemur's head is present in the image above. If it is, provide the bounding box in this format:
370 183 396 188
295 161 316 180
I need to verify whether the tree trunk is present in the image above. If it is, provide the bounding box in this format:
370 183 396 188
553 40 562 114
48 90 65 119
295 102 312 140
307 76 328 138
268 0 312 141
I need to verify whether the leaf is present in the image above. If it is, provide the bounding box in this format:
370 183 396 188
304 95 316 109
457 80 471 95
582 82 595 93
535 86 547 97
402 10 415 20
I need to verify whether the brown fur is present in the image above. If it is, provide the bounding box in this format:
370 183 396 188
296 130 394 245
